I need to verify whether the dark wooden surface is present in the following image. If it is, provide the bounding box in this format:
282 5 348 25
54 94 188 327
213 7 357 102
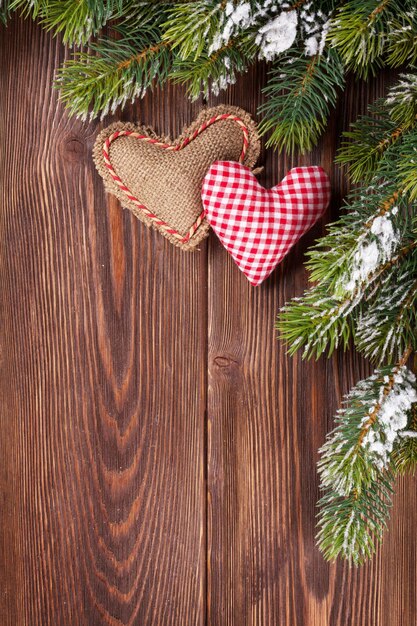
1 18 416 626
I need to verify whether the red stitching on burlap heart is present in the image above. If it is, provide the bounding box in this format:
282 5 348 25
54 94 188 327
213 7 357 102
93 106 260 251
102 114 250 244
202 161 331 286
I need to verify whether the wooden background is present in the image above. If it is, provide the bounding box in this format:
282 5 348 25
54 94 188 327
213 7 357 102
1 17 417 626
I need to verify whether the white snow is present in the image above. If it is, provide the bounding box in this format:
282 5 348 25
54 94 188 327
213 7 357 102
370 213 399 253
300 4 330 56
226 0 251 23
304 35 318 56
343 240 380 293
209 1 254 54
210 2 301 61
339 211 400 295
342 510 356 554
223 1 252 38
362 367 417 469
256 11 298 61
210 71 237 96
386 73 417 107
318 19 330 55
399 430 417 438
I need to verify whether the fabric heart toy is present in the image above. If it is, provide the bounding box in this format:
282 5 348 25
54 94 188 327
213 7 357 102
93 106 260 251
201 161 331 286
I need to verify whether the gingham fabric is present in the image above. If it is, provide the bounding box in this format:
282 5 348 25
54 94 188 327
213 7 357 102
202 162 331 286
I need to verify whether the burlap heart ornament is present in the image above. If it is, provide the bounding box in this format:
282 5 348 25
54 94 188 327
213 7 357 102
93 106 260 250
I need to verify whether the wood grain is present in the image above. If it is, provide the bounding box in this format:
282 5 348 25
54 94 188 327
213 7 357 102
206 70 417 626
1 16 416 626
0 18 206 626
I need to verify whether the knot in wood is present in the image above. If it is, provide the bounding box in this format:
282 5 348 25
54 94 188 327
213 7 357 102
63 137 85 163
213 355 239 369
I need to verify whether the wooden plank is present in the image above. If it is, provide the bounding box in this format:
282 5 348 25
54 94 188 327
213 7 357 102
0 18 206 625
2 16 417 626
206 69 417 626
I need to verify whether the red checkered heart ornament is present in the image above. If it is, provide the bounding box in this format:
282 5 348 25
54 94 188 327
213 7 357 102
202 162 331 286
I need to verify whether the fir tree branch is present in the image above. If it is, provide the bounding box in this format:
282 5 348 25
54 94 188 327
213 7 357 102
395 128 417 201
320 353 413 494
392 405 417 474
279 236 417 360
258 48 344 154
357 347 413 442
56 42 171 120
385 72 417 127
317 360 417 564
357 270 417 364
162 0 225 61
0 0 12 24
40 0 121 45
5 0 417 156
9 0 42 18
387 10 417 67
329 0 406 78
317 474 394 564
277 181 415 360
336 102 404 184
306 187 401 288
337 73 417 184
55 4 172 119
277 285 355 359
10 0 123 44
170 40 255 100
